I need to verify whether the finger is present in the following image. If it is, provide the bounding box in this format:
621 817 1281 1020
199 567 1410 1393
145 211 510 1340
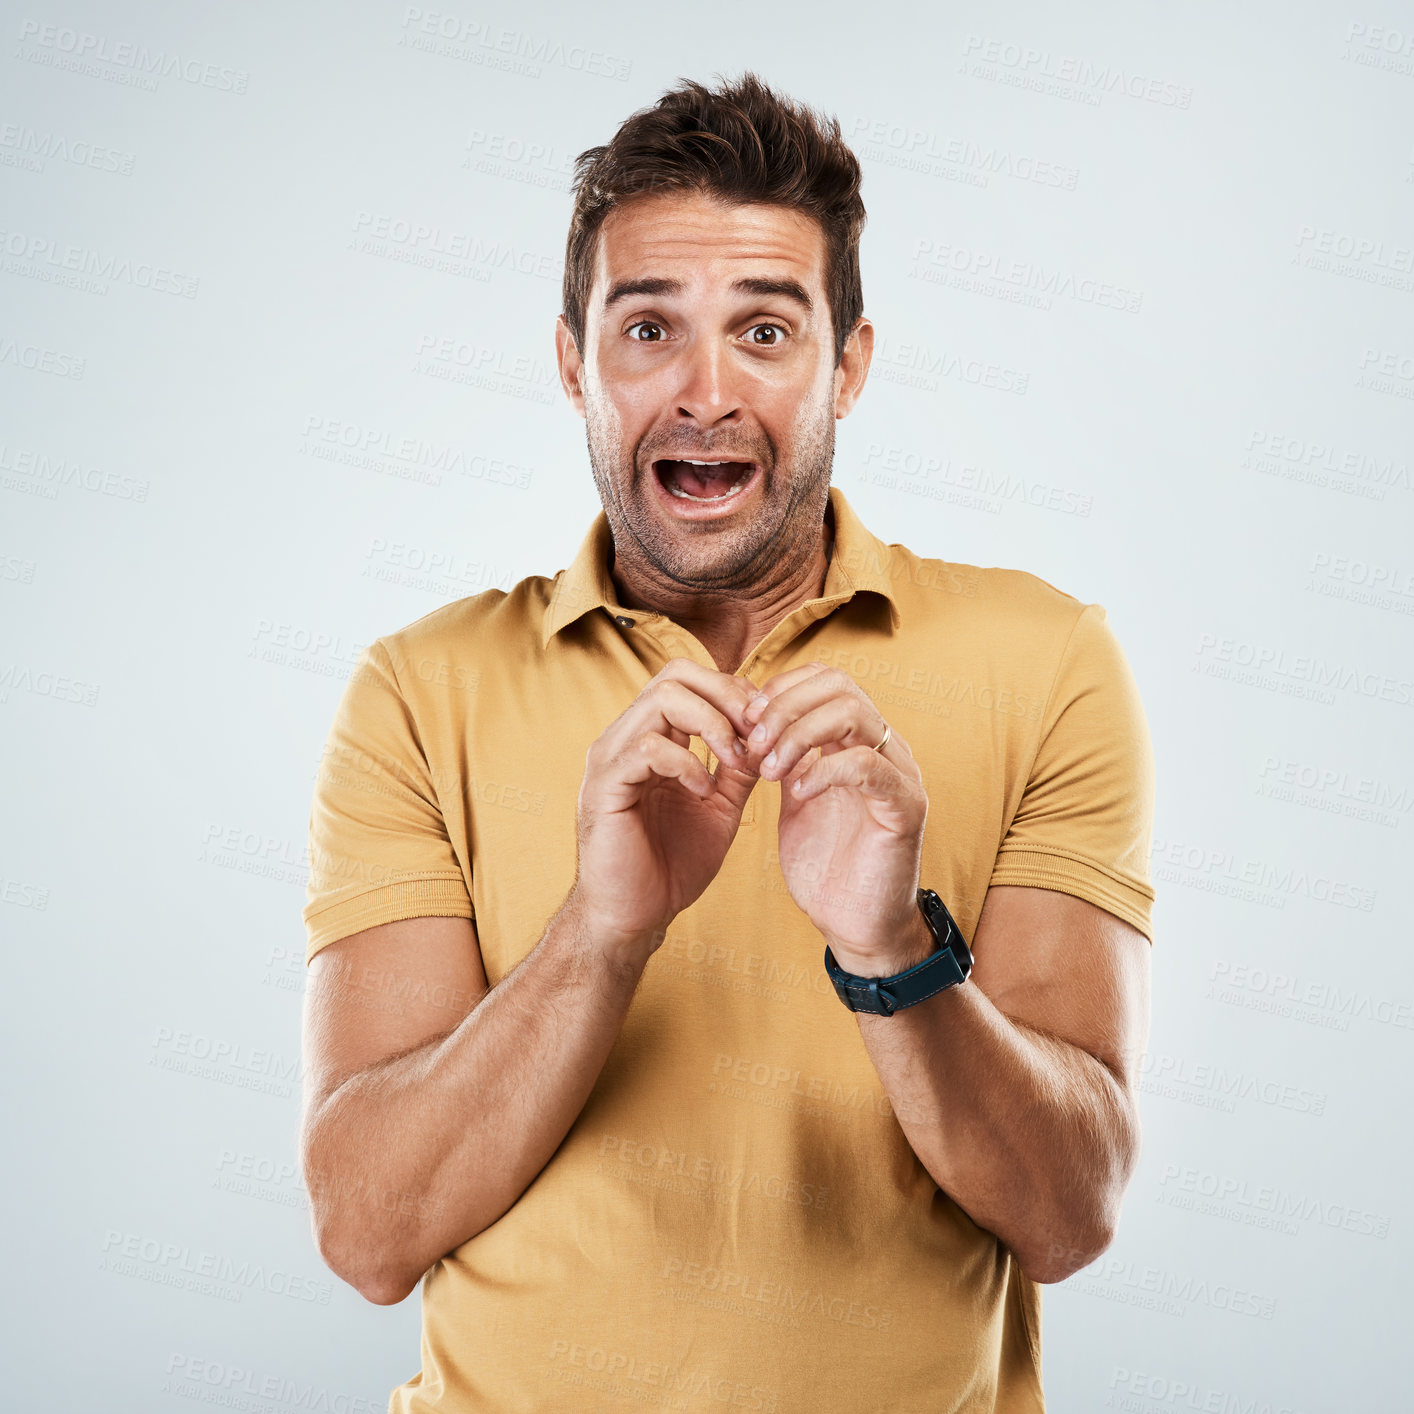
742 661 833 721
744 666 861 742
652 657 760 736
613 677 750 770
744 669 872 758
789 744 925 819
609 730 717 799
754 696 881 781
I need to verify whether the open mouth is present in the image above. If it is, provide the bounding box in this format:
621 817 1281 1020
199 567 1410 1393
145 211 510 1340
653 458 758 503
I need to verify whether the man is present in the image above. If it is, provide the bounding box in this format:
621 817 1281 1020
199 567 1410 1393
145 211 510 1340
300 72 1155 1414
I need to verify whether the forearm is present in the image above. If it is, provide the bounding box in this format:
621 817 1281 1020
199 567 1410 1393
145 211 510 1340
837 923 1138 1283
304 901 646 1303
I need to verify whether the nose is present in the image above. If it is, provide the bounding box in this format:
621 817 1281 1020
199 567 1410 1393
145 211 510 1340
672 333 742 427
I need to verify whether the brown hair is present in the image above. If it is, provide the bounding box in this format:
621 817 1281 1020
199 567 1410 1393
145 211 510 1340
562 71 867 367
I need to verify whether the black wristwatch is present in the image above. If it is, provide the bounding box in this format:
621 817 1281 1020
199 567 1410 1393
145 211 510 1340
823 888 974 1016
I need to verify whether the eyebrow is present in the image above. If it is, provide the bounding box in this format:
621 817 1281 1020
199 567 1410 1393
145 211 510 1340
602 275 815 314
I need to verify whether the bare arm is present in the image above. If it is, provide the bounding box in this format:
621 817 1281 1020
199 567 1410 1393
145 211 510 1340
300 902 645 1306
839 884 1152 1284
299 657 762 1306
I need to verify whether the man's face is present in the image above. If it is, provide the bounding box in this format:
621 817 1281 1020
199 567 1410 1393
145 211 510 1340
556 190 871 591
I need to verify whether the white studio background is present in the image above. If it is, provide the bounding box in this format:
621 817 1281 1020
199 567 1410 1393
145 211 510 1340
3 2 1411 1409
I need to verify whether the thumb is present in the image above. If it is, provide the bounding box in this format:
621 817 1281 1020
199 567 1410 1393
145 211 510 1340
707 748 760 814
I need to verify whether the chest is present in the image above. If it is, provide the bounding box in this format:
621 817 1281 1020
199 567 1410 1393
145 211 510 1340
422 620 1022 986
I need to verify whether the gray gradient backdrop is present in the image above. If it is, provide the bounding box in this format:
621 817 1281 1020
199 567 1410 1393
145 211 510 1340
3 2 1411 1409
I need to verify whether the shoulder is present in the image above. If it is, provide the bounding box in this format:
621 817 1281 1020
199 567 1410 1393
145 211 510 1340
368 572 558 688
884 538 1093 645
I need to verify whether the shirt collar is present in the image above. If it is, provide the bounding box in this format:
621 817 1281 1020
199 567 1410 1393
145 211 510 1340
540 484 901 649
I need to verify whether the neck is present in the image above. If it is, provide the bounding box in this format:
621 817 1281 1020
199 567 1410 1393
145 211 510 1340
610 506 835 675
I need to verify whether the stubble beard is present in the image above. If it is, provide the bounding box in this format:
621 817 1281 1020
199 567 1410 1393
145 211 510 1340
582 390 836 593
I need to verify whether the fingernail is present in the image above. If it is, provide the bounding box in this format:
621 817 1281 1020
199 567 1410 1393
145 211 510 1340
732 737 747 756
763 751 777 770
748 723 767 744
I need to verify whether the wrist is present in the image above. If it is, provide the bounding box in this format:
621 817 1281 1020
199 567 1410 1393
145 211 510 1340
559 891 664 978
825 908 936 978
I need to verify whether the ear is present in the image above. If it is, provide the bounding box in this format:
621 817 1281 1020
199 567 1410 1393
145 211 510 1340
833 316 874 419
555 315 587 417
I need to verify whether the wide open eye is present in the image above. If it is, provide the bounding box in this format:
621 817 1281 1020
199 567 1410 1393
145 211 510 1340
746 324 786 346
626 321 665 342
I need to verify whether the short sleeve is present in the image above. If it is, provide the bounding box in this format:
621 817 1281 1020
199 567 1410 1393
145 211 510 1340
987 602 1156 942
302 638 473 964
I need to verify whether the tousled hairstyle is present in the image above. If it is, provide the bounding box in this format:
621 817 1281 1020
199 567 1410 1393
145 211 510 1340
562 72 867 368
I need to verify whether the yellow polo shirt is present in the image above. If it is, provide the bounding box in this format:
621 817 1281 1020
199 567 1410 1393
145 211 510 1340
303 485 1156 1414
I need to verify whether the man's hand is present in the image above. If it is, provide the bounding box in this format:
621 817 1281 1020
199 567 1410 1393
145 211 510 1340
570 657 762 965
741 662 929 973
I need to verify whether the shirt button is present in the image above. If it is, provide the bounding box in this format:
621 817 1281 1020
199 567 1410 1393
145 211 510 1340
613 614 634 628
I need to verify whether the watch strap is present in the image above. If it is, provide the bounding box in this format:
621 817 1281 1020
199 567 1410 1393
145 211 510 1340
824 889 973 1016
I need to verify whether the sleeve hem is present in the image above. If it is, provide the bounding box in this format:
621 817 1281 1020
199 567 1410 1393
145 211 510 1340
988 847 1154 944
304 876 474 963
